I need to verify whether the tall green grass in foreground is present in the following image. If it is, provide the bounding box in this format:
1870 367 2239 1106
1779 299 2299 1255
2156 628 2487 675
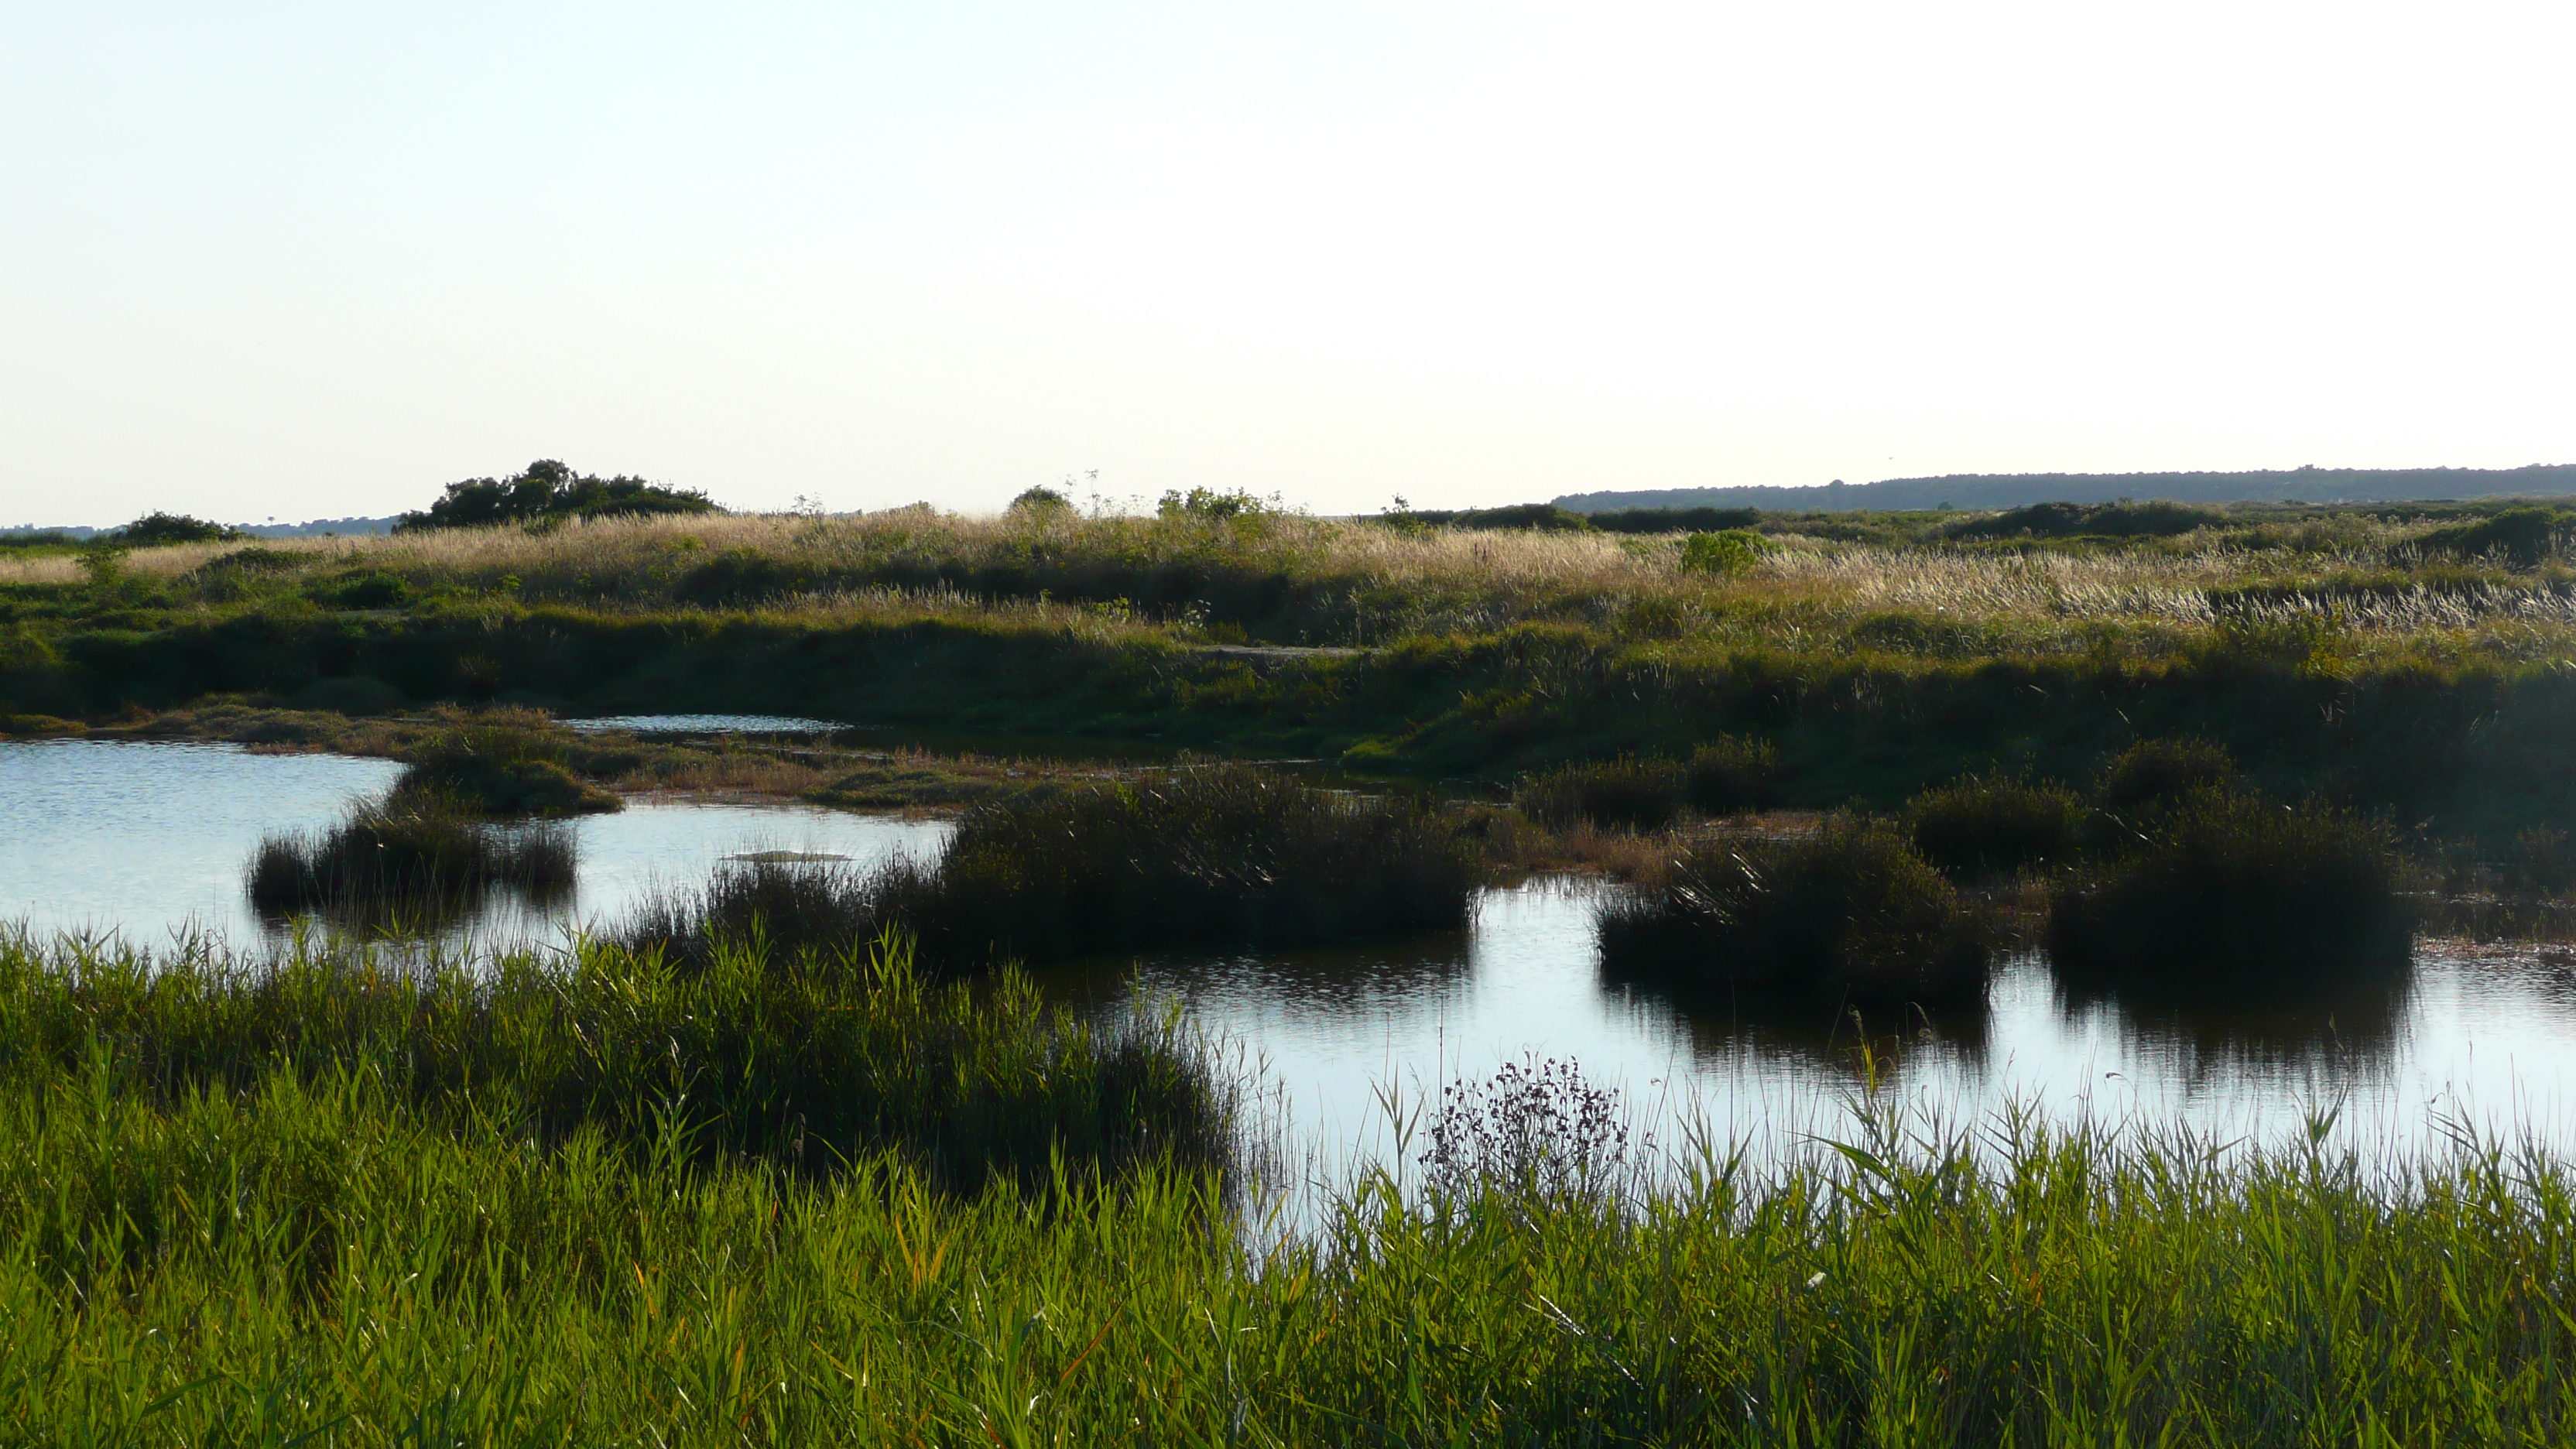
3 925 2576 1444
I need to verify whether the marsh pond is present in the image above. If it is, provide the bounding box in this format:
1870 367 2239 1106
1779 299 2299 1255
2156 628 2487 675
11 736 2576 1169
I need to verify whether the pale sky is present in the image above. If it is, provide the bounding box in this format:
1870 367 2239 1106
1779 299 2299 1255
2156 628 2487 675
3 2 2570 525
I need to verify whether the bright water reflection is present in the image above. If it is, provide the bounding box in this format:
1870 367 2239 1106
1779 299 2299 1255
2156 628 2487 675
9 741 2576 1170
0 739 946 947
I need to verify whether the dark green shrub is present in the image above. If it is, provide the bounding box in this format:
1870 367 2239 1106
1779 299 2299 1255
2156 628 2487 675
2509 826 2576 894
1598 817 1988 1005
393 728 620 817
2097 738 2238 812
307 570 411 608
1513 755 1687 831
1908 775 2082 875
110 512 248 546
247 797 574 923
930 767 1473 961
1684 735 1783 815
677 547 826 606
1677 529 1767 575
2048 791 2407 987
394 459 717 532
1943 501 2219 541
2414 506 2565 567
628 766 1474 969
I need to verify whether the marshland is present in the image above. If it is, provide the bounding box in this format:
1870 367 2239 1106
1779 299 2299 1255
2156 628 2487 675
13 492 2576 1439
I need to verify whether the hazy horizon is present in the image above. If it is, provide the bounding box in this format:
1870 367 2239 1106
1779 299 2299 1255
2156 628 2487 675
6 2 2570 525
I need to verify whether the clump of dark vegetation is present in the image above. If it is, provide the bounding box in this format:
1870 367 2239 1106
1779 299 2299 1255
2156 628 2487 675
1587 505 1763 533
1685 735 1784 814
1598 817 1989 1005
246 797 574 926
2049 790 2408 989
2096 738 2239 812
2410 505 2567 566
1378 502 1594 532
108 512 248 546
1514 755 1687 831
1908 775 2083 875
1941 500 2221 541
628 766 1475 969
390 726 622 817
394 458 718 532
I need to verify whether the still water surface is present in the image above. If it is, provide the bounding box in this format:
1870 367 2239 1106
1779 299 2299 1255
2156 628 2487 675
8 740 2576 1166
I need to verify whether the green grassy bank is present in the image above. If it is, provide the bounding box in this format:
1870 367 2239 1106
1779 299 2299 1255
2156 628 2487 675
3 930 2576 1442
9 502 2576 840
9 602 2576 838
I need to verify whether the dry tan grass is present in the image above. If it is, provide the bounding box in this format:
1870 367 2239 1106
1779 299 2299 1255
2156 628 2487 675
81 506 2576 663
0 556 82 585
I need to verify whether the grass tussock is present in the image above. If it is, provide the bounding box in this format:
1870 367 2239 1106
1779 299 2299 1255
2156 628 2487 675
1513 753 1688 832
627 766 1477 968
2096 736 2239 812
1598 816 1989 1005
1907 773 2084 875
392 724 623 816
2050 789 2410 988
246 797 574 926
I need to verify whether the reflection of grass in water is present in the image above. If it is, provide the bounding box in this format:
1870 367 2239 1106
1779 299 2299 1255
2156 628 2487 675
245 796 574 930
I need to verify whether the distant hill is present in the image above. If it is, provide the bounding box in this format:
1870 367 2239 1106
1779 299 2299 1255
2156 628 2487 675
1556 465 2576 515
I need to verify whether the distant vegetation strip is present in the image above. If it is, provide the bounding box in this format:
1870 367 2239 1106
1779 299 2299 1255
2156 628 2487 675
1558 462 2576 512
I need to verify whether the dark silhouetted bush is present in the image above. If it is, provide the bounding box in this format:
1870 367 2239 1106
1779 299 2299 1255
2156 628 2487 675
111 512 248 546
2048 791 2407 987
1944 501 2220 542
1585 506 1763 534
1514 755 1687 832
307 570 411 608
247 797 574 925
1684 735 1784 815
2097 738 2239 812
392 728 621 817
395 459 717 532
1908 775 2082 875
626 766 1474 970
1598 817 1989 1005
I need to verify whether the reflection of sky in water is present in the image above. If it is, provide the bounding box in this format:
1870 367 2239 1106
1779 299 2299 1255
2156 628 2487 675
0 739 947 948
558 714 848 735
12 740 2576 1173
